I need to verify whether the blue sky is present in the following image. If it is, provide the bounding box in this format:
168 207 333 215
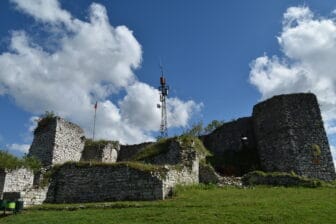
1 0 336 164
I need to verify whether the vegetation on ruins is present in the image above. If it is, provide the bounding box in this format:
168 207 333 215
242 170 326 188
2 185 336 224
131 135 211 162
84 139 119 151
0 151 41 172
41 161 169 187
34 111 56 134
182 119 225 137
131 138 172 161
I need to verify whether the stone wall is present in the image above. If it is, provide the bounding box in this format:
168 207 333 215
22 186 49 206
28 118 56 166
253 93 336 181
118 142 152 161
0 168 34 196
202 117 257 155
81 141 120 163
45 162 198 203
29 117 85 166
201 117 260 176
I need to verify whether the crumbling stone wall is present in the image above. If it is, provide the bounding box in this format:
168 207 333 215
202 117 257 155
81 141 120 163
0 168 34 196
45 163 198 203
118 142 152 161
29 117 85 166
201 117 260 176
253 93 336 181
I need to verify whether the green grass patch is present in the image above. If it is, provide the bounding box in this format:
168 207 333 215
177 135 211 157
84 139 119 150
131 138 172 161
132 136 211 162
2 186 336 224
242 170 332 188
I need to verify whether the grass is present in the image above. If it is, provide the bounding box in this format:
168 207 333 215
131 138 172 161
1 185 336 224
242 170 326 188
132 136 211 162
84 139 119 150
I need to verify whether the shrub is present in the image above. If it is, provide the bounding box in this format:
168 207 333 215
34 111 56 134
0 151 41 172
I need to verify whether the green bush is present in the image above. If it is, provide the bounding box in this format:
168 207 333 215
0 151 41 172
34 111 56 134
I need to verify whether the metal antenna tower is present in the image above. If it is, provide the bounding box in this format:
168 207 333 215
157 64 169 137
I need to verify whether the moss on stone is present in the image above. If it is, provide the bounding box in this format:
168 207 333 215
131 138 172 161
177 135 211 157
84 139 119 150
41 161 169 187
242 171 324 188
33 111 56 135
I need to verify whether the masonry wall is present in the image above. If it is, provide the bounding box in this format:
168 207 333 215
0 168 34 196
202 117 257 155
46 163 164 203
45 162 198 203
29 117 85 166
28 119 57 166
81 142 120 163
118 142 152 161
253 93 336 181
201 117 260 176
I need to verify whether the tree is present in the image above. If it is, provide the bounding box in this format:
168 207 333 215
183 121 204 137
203 120 224 134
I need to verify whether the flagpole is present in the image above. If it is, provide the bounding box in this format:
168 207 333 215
93 101 97 141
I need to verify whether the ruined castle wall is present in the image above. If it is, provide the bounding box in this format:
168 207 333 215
202 117 257 155
201 117 260 176
0 168 34 196
118 142 152 161
28 119 57 166
45 162 198 203
162 166 199 197
53 118 85 165
21 186 49 207
253 93 336 181
46 163 165 203
29 117 85 166
81 142 119 163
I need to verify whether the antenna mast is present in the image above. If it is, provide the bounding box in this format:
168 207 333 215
158 64 169 138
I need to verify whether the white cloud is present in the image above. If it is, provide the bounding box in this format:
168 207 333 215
10 0 72 25
249 6 336 165
250 6 336 126
0 0 201 144
7 143 30 154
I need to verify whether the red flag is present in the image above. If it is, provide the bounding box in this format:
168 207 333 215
94 101 98 109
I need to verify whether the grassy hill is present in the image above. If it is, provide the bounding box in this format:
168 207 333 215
2 185 336 224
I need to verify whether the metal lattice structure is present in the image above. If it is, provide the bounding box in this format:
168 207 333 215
157 66 169 137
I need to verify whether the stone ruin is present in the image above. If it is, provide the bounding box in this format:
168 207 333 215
0 92 335 206
202 93 336 181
